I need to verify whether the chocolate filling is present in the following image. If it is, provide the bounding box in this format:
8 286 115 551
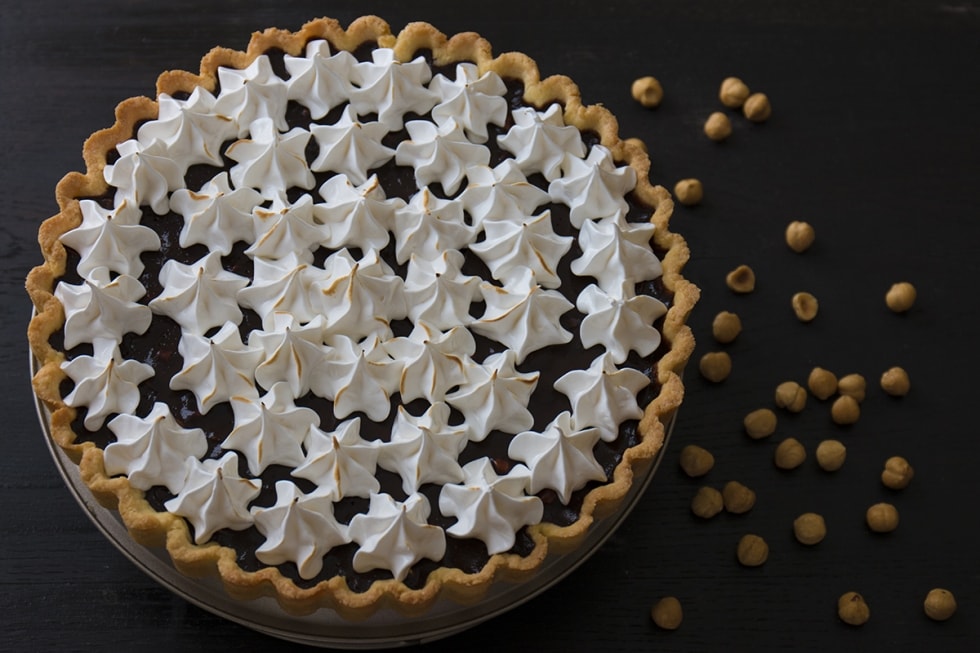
50 47 674 592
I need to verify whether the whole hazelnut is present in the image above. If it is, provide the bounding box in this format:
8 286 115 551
838 592 870 626
631 76 664 108
712 311 742 344
807 367 838 400
774 437 806 470
726 265 756 293
815 439 847 472
679 444 715 477
736 534 769 567
885 281 917 313
923 588 957 621
743 92 772 122
651 596 683 630
785 221 816 253
775 381 807 412
674 178 703 205
880 366 911 396
866 502 900 533
837 373 867 402
881 456 914 490
791 292 819 322
690 486 724 519
722 481 756 514
793 512 827 545
699 351 732 383
719 76 751 108
831 395 861 425
743 408 777 439
704 111 733 141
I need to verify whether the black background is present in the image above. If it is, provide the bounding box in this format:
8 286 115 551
3 0 978 650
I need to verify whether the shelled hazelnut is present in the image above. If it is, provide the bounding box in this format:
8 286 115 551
838 592 870 626
631 76 663 108
881 456 914 489
651 596 683 629
791 292 819 322
743 92 771 122
807 367 838 400
815 440 847 471
774 437 806 470
793 512 827 545
704 111 732 141
726 265 756 293
736 534 769 567
831 395 860 425
679 445 715 477
885 281 917 313
866 502 899 533
691 487 724 519
674 178 703 205
837 373 866 402
712 311 742 343
699 351 732 383
923 589 957 621
785 220 815 253
722 481 756 514
880 366 911 396
775 381 807 412
743 408 777 439
719 76 750 108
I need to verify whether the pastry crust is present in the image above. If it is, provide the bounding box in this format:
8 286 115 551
27 15 698 619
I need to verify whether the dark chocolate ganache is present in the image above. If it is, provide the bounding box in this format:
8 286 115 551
50 43 674 593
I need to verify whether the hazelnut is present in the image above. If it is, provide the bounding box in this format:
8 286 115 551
831 395 861 425
774 437 806 470
736 534 769 567
880 366 911 396
674 178 703 206
631 76 664 108
815 439 847 472
719 76 751 108
743 92 772 122
866 502 899 533
691 486 724 519
838 592 870 626
679 444 715 477
775 381 807 412
704 111 733 141
651 596 683 630
726 264 756 293
743 408 777 439
712 310 742 344
699 351 732 383
837 373 867 402
791 292 819 322
923 588 957 621
624 136 648 153
885 281 917 313
807 367 838 400
722 481 756 514
881 456 914 490
793 512 827 545
785 220 816 253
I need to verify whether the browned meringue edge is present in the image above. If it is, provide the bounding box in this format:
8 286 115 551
26 14 698 620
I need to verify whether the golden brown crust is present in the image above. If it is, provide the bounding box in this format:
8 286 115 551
27 15 698 618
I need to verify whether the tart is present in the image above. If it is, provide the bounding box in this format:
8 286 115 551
26 15 697 618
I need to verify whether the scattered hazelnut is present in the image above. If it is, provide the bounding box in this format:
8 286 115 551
885 281 917 313
679 445 715 477
791 292 819 322
726 265 756 293
785 220 816 253
838 592 870 626
719 76 751 108
923 588 957 621
866 502 900 533
674 178 703 206
775 381 807 412
712 311 742 344
743 92 771 122
793 512 827 545
837 373 867 402
815 439 847 472
736 534 769 567
831 395 861 425
722 481 756 514
690 486 724 519
881 456 914 490
743 408 777 439
699 351 732 383
624 136 648 153
651 596 683 630
631 76 664 108
774 437 806 470
704 111 732 141
880 366 911 396
807 367 838 400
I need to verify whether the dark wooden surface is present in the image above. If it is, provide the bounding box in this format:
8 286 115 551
3 0 978 650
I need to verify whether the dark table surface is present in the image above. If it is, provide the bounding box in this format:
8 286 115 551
3 0 978 650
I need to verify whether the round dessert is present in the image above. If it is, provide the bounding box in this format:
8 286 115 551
27 16 697 618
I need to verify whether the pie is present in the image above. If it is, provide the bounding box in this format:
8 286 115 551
26 15 697 618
